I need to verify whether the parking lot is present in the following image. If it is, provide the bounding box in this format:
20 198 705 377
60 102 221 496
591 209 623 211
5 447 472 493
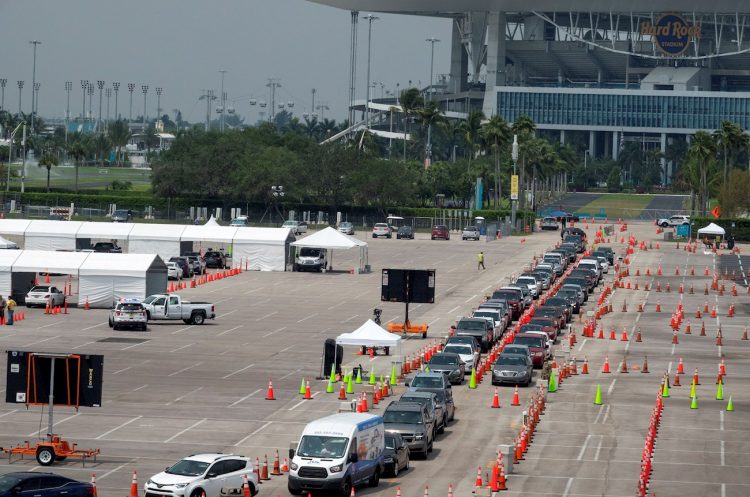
0 222 748 497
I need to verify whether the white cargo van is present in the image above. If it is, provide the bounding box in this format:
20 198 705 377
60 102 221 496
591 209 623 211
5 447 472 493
288 413 385 496
294 247 328 272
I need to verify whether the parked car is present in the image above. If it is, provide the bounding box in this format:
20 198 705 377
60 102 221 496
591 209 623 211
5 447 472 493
399 390 446 433
426 352 465 384
167 262 183 280
185 255 206 275
169 256 193 277
91 241 122 253
512 333 548 367
25 285 65 308
471 308 505 339
295 247 329 272
230 216 249 226
372 223 392 239
383 402 434 457
442 343 479 373
656 215 690 227
502 344 532 362
594 246 615 264
337 221 355 235
396 226 414 239
444 335 481 356
461 226 480 240
144 453 259 497
490 288 523 318
282 220 308 235
431 225 450 240
492 353 534 386
109 299 148 331
540 217 559 230
204 251 228 269
0 472 95 497
453 317 494 352
141 294 215 325
382 432 410 477
518 329 553 358
515 276 539 299
111 209 132 222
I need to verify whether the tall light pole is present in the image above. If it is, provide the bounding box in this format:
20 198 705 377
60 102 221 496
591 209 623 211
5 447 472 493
141 85 149 127
266 78 281 123
80 80 88 120
112 82 120 120
97 80 105 132
29 40 41 133
0 79 6 111
64 81 72 145
311 88 316 120
363 14 378 129
219 70 226 131
155 87 163 122
88 84 94 120
127 83 135 121
33 83 40 121
199 89 216 131
426 37 440 100
511 134 519 228
105 88 112 123
348 11 359 129
16 81 24 115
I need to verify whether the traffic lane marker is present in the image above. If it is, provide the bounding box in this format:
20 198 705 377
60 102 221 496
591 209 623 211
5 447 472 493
164 418 207 443
222 363 255 379
96 415 143 440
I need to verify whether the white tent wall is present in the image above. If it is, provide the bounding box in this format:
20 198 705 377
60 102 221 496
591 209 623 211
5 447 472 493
0 251 22 299
78 254 168 308
128 240 184 262
24 235 76 251
78 275 147 308
233 242 286 271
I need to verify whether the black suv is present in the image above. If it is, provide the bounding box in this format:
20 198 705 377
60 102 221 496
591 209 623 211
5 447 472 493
92 242 122 253
204 251 227 269
453 317 494 352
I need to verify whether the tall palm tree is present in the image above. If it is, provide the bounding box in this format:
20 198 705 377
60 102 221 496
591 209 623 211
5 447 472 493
107 119 131 166
67 140 87 192
459 109 485 163
480 115 512 207
512 115 537 207
689 130 718 216
38 153 58 192
415 100 446 168
399 88 423 161
713 120 744 184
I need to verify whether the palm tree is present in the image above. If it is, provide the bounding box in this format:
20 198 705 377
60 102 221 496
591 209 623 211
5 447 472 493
38 153 58 192
689 131 718 216
459 109 485 163
713 120 744 184
480 115 512 207
399 88 423 161
107 119 131 166
512 115 537 208
67 140 87 192
415 100 446 168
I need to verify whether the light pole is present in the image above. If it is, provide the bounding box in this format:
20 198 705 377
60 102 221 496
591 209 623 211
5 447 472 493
219 70 226 131
97 80 105 132
0 79 6 111
80 80 88 121
266 78 281 123
33 83 40 121
316 103 330 121
511 134 519 229
199 90 216 131
105 88 112 123
426 37 440 100
29 40 41 133
17 81 24 115
64 81 72 145
7 121 25 192
155 87 163 122
141 85 149 127
127 83 135 121
112 82 120 120
88 84 94 120
363 14 378 129
311 88 316 120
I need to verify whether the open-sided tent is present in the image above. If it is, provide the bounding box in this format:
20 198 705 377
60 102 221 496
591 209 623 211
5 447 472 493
24 220 84 251
0 236 18 249
180 225 238 255
0 250 23 299
336 319 402 348
128 224 189 261
79 253 167 308
232 227 295 271
0 219 32 237
291 226 368 272
204 216 220 226
697 222 725 237
76 221 135 247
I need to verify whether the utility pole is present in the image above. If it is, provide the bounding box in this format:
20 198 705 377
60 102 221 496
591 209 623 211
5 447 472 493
127 83 135 121
64 81 72 146
33 83 40 122
105 88 112 124
112 82 120 120
97 80 105 132
29 40 41 133
363 14 378 129
0 79 6 111
155 87 163 123
311 88 316 120
219 70 226 131
141 85 149 128
88 84 93 120
266 78 281 123
348 11 359 129
17 81 24 115
511 134 519 229
426 37 440 100
80 80 88 121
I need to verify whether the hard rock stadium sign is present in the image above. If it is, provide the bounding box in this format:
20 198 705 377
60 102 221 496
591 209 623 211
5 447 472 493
640 14 702 56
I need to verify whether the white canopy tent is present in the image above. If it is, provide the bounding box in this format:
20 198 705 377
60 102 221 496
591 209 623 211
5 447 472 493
697 223 726 237
79 253 167 308
0 250 22 298
0 219 31 236
232 227 295 271
336 319 402 348
76 221 135 244
128 224 189 262
0 236 18 249
24 220 84 251
180 225 238 258
13 249 91 275
204 216 220 226
291 226 369 272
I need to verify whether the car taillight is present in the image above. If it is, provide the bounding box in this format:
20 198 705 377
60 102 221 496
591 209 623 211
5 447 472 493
115 311 122 316
211 305 215 312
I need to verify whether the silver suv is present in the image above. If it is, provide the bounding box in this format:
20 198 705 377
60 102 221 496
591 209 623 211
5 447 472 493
145 453 259 497
462 226 480 241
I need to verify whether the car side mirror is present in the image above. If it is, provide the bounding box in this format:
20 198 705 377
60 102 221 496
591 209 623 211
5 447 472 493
207 472 217 479
289 448 296 459
348 453 358 463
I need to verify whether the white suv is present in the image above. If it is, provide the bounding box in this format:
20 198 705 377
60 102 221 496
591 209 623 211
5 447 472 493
656 215 690 227
145 453 259 497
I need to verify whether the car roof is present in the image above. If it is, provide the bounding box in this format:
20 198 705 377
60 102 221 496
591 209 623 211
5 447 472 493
400 391 437 399
184 453 238 463
413 372 446 379
458 317 487 323
386 401 423 411
504 344 530 350
430 352 460 360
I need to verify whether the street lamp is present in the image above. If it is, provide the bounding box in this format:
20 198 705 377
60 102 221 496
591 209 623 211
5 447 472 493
88 84 94 120
33 83 40 122
363 14 379 129
64 81 72 145
511 134 519 228
266 78 281 122
80 80 88 120
16 81 24 115
219 70 226 131
127 83 135 121
97 80 105 132
425 37 440 100
0 79 6 111
141 85 149 127
105 88 112 123
155 87 163 121
29 40 41 133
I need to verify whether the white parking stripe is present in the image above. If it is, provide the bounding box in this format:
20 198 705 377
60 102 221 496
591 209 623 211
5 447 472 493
233 421 272 447
164 418 207 443
222 364 255 379
96 416 142 440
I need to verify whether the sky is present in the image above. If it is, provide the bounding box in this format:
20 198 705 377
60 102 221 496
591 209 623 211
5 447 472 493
0 1 451 125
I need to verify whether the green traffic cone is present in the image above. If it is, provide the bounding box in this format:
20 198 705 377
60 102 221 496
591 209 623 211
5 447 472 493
380 374 386 388
690 395 698 409
355 369 363 384
468 367 477 389
594 384 603 405
548 368 557 393
346 375 354 394
716 381 724 401
390 365 398 386
662 381 670 398
368 369 376 385
326 378 334 394
299 377 306 395
329 364 337 382
726 396 734 412
424 365 431 373
689 381 697 399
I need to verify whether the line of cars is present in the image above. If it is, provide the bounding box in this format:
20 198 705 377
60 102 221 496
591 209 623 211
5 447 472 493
370 223 483 241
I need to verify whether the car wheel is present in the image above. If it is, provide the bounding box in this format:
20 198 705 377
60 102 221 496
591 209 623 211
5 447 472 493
404 453 410 471
438 421 445 434
341 479 352 497
287 484 303 495
108 317 113 328
392 461 399 477
189 488 204 497
661 222 669 227
191 312 206 325
36 446 56 466
368 468 380 487
113 323 119 331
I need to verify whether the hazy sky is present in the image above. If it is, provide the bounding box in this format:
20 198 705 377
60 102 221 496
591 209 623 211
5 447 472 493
0 1 451 125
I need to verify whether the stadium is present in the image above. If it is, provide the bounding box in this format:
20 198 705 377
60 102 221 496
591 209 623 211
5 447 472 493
310 0 750 183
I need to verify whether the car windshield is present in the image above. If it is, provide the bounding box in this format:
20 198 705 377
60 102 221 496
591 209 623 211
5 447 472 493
429 355 458 366
414 387 445 402
282 221 298 227
514 336 545 347
498 355 526 366
535 309 557 316
375 223 388 228
143 295 157 304
517 278 535 285
400 396 429 408
166 459 211 476
504 346 528 355
492 291 517 300
473 311 497 320
118 303 143 311
0 475 22 492
398 226 411 233
113 210 128 217
300 248 322 257
457 320 485 330
543 256 559 263
443 345 472 356
464 226 477 231
297 435 349 458
30 286 50 292
384 410 423 424
384 434 398 450
410 376 443 388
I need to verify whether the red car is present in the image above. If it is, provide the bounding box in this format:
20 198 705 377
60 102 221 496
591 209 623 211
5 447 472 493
529 317 559 341
512 333 547 368
431 225 450 240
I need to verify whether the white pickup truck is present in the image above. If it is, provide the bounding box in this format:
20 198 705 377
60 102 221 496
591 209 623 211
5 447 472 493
141 294 216 325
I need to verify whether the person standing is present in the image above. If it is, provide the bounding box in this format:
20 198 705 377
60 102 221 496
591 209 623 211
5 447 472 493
477 251 485 270
0 295 6 324
6 296 15 325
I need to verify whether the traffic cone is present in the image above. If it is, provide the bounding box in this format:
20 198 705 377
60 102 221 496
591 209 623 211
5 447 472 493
581 357 589 374
594 384 603 405
326 377 334 394
260 455 270 480
672 330 679 344
45 272 50 284
468 367 477 389
641 356 649 373
609 327 616 340
242 474 251 497
265 378 276 400
602 355 611 373
303 380 312 400
355 368 363 384
673 372 681 386
368 368 376 385
685 322 692 334
491 388 501 408
701 321 706 336
129 471 138 497
716 380 724 401
620 357 629 373
720 358 727 376
690 381 697 399
282 458 289 472
339 382 347 400
690 395 698 409
597 326 605 339
346 375 354 394
635 328 642 342
271 449 282 475
474 466 483 489
621 327 629 341
742 327 749 340
511 385 521 406
548 368 558 392
655 301 661 312
91 474 97 497
662 380 670 398
726 396 734 412
299 377 306 395
447 485 453 497
390 365 398 386
693 368 700 385
396 488 402 497
488 463 500 492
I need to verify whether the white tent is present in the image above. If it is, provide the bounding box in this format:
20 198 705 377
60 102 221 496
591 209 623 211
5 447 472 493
232 227 295 271
0 250 22 298
24 220 83 251
128 224 189 261
697 223 726 237
336 319 402 347
0 219 32 236
79 253 167 308
291 226 369 272
76 221 135 243
0 236 18 249
204 216 220 226
13 249 91 275
181 225 238 250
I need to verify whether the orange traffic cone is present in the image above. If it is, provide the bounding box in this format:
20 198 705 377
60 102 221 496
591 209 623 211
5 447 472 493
511 385 520 406
635 328 642 342
701 321 707 336
91 474 98 497
242 474 251 497
271 449 282 475
282 458 289 472
673 372 681 386
491 388 501 408
129 471 138 497
620 357 629 373
641 357 649 373
621 327 629 341
693 368 700 385
655 301 661 312
260 455 270 480
677 357 685 374
672 330 679 344
265 378 276 400
581 357 589 374
303 380 312 400
474 466 483 489
602 355 611 373
339 382 347 400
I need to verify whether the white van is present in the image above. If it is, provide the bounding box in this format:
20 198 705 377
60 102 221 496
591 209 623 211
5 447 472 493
288 413 385 496
577 259 602 280
295 247 328 272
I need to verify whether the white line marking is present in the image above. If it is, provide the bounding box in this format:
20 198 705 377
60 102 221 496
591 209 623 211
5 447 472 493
288 391 321 410
447 305 460 314
217 325 242 337
593 436 603 461
0 409 18 419
263 326 287 338
601 405 611 424
720 410 725 431
444 284 458 294
577 434 592 461
342 315 359 323
169 362 203 377
233 420 272 447
481 285 492 293
72 340 96 350
279 344 295 353
171 325 196 335
22 336 59 347
243 287 265 295
222 363 255 379
464 294 478 303
27 413 79 437
112 366 132 375
132 384 148 392
720 440 725 466
216 309 238 319
229 389 262 407
722 483 727 497
671 343 676 355
36 322 61 330
607 378 617 395
81 322 107 331
98 461 131 480
256 311 278 321
578 338 588 351
121 340 147 350
428 317 442 326
170 342 195 353
166 386 203 405
165 418 207 443
280 368 301 380
667 361 673 374
562 477 574 497
96 416 142 440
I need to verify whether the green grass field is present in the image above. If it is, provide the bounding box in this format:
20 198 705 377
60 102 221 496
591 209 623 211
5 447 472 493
576 193 655 219
6 164 152 191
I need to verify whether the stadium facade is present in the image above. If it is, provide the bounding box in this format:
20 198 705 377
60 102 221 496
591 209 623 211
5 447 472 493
309 0 750 183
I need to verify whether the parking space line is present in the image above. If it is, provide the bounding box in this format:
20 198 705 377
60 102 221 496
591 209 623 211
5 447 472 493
164 418 207 443
448 305 460 314
577 434 592 460
170 342 195 353
593 436 603 461
577 338 588 351
233 420 272 447
166 386 203 405
288 391 321 410
229 389 262 407
81 322 107 331
218 325 243 337
72 340 97 350
720 440 725 466
464 294 478 303
112 366 132 375
256 311 278 321
132 384 148 392
99 461 133 480
217 309 238 319
27 413 79 437
170 324 196 335
342 315 359 323
243 287 265 295
168 362 203 377
121 340 147 350
281 368 301 380
222 364 255 379
96 416 142 440
263 326 287 338
36 322 61 330
428 317 441 326
22 336 59 347
607 378 617 395
0 409 18 419
562 477 574 497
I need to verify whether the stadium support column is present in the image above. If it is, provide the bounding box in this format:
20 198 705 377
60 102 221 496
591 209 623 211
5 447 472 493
612 131 619 161
449 18 468 98
483 11 507 117
660 133 668 184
